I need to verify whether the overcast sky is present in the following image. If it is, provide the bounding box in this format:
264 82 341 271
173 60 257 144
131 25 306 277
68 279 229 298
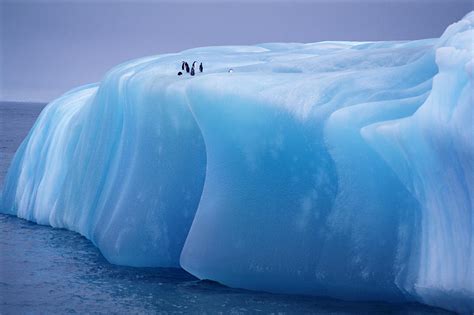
1 0 472 102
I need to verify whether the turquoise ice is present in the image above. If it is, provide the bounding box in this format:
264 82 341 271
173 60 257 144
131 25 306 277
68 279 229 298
1 12 472 314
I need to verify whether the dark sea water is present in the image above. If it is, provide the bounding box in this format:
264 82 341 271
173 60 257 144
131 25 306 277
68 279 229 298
0 102 453 314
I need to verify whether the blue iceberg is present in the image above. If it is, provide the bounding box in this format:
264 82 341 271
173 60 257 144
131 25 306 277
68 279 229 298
1 12 473 314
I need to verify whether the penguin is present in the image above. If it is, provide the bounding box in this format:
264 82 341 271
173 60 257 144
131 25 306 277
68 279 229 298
228 68 233 73
181 61 185 70
192 61 197 68
190 66 195 76
185 62 190 73
177 71 183 76
199 62 203 73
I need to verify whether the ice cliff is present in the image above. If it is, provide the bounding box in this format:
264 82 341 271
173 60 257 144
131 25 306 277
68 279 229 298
1 12 473 314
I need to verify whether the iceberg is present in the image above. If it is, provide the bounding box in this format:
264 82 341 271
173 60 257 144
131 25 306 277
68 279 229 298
1 12 472 313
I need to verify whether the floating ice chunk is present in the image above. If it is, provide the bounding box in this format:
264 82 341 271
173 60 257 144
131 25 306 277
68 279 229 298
1 11 473 314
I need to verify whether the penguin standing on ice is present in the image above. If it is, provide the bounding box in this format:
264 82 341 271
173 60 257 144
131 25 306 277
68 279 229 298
192 61 197 68
199 62 203 73
190 66 195 76
185 62 190 73
181 61 185 70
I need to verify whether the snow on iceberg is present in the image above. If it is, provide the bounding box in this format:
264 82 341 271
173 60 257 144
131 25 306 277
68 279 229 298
1 12 473 313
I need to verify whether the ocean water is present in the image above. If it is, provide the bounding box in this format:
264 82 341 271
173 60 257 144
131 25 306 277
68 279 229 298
0 102 453 314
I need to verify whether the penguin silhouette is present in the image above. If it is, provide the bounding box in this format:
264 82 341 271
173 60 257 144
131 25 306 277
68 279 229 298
181 61 185 70
192 61 197 68
177 71 183 76
199 63 203 72
190 67 195 76
185 62 190 73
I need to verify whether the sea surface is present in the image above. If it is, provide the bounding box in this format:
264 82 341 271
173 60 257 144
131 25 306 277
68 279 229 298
0 101 453 314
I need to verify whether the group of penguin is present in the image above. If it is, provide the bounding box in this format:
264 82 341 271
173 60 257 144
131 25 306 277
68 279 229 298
178 61 203 76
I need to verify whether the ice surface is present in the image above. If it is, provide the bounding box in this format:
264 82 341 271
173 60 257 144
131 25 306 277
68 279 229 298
1 12 473 313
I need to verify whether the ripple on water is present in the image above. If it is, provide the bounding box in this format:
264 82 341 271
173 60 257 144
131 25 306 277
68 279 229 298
0 214 454 314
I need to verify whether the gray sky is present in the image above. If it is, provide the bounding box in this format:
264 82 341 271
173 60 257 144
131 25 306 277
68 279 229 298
1 0 472 102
